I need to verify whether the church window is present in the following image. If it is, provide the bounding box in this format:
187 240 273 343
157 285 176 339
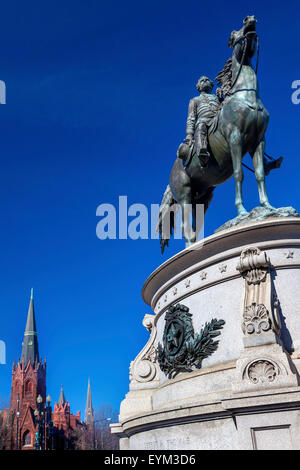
23 430 31 447
25 381 32 393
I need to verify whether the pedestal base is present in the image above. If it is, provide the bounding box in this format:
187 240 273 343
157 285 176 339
112 218 300 450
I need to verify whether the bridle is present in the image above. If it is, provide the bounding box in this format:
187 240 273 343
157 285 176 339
228 30 259 95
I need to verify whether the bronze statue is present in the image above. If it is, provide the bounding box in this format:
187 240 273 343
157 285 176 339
158 16 285 253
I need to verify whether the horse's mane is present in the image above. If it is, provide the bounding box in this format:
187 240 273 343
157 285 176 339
215 57 232 97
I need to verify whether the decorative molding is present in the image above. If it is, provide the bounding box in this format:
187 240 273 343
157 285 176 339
233 246 299 393
146 222 300 312
242 303 271 335
232 345 298 393
236 246 269 285
152 247 300 317
129 314 159 390
236 246 280 341
244 359 280 385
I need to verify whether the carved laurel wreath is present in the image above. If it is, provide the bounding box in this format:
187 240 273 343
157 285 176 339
157 304 225 379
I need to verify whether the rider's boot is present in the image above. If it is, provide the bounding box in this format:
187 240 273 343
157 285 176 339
195 122 210 167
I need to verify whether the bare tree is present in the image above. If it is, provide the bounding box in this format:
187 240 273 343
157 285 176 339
0 411 14 450
0 396 13 450
70 424 93 450
94 403 119 450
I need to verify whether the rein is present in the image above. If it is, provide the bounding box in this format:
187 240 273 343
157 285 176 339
227 31 259 95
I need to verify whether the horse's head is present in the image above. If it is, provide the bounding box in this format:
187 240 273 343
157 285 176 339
228 16 257 62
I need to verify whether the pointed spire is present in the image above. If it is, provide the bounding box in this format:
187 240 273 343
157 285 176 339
85 377 94 424
58 384 66 406
21 289 39 366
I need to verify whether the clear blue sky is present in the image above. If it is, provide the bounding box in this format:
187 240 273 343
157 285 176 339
0 0 299 418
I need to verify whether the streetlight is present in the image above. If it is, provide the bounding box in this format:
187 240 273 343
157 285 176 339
37 394 43 405
34 394 54 450
34 395 44 450
45 395 53 450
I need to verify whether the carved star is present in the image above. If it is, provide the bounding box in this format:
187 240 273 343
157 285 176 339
167 323 182 350
219 264 227 273
200 271 207 280
284 250 294 259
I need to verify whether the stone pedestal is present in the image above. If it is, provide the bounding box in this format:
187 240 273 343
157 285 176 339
111 218 300 450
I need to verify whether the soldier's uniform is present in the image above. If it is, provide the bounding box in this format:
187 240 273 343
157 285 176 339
186 92 220 164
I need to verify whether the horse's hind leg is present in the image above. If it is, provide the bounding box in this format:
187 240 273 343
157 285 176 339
170 158 196 247
192 187 215 240
229 130 248 216
251 139 275 210
180 191 196 247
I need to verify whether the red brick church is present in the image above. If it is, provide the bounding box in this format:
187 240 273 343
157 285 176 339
0 290 94 450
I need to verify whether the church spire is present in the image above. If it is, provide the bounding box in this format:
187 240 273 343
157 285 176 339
85 377 94 424
58 384 67 406
21 288 39 365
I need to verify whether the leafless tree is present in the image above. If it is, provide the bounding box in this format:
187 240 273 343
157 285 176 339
71 404 119 450
0 412 14 449
69 424 93 450
0 396 13 450
94 403 119 450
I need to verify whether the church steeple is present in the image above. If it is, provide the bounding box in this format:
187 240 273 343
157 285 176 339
58 384 67 406
21 288 39 365
85 378 94 424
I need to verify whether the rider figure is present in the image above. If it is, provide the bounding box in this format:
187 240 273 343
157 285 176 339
185 76 221 167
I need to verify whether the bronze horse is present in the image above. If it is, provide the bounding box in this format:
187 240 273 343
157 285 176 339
158 16 281 253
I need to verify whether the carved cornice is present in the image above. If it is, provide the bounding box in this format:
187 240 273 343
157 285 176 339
143 218 300 308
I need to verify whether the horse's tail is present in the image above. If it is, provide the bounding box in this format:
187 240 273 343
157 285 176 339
156 184 178 254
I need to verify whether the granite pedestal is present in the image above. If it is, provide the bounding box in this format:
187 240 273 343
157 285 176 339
112 218 300 450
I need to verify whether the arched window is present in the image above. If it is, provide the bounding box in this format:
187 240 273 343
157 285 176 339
25 381 32 394
22 430 31 447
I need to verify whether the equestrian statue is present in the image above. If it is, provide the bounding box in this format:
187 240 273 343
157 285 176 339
157 16 286 253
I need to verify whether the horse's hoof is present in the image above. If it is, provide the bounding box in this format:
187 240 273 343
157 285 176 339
237 208 249 217
185 241 196 248
261 203 276 212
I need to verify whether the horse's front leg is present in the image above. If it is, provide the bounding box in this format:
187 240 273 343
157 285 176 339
251 139 274 210
229 130 248 216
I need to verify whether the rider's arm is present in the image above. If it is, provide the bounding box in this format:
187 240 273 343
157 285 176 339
185 98 196 141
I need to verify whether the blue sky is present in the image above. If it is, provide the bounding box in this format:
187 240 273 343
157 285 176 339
0 0 299 417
